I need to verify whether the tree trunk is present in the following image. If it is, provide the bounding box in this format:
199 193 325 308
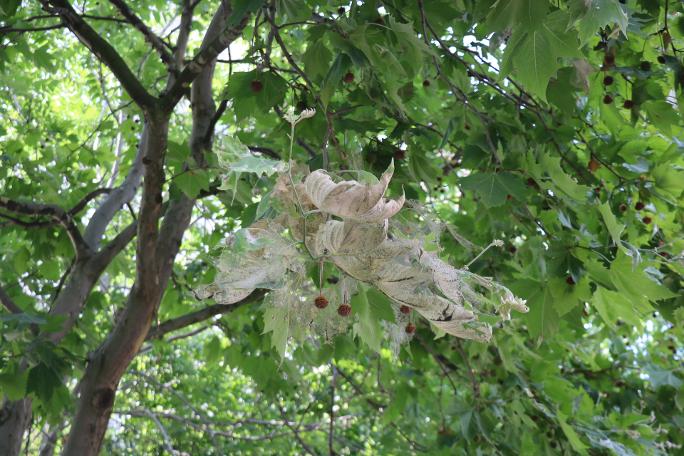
61 113 171 456
0 398 31 455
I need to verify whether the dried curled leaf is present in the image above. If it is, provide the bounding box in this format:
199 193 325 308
315 220 388 256
304 162 405 222
213 160 527 345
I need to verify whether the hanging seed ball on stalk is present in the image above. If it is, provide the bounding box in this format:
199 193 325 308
603 75 614 85
603 94 613 104
400 305 411 314
250 80 263 92
343 72 354 83
314 295 329 309
337 304 352 316
405 323 416 334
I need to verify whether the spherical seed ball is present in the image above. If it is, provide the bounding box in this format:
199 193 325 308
657 55 666 64
619 203 627 212
337 304 352 316
422 79 431 87
603 75 614 85
405 323 416 334
566 276 576 285
642 216 652 225
400 305 411 314
603 94 613 104
623 99 634 109
314 295 329 309
640 61 652 71
635 201 645 210
588 158 600 172
343 72 354 83
250 80 263 92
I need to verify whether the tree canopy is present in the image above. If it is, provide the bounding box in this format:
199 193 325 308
0 0 682 454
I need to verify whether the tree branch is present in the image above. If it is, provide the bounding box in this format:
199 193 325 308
0 196 91 259
39 0 157 111
146 289 265 340
83 140 144 249
161 0 252 109
0 284 22 314
107 0 174 68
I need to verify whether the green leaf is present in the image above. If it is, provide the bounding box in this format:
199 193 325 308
645 364 683 389
504 29 556 100
320 54 351 107
27 362 61 402
541 154 591 201
204 336 222 364
512 280 558 341
459 172 526 207
276 0 310 21
303 40 332 82
643 100 679 135
608 252 677 305
576 0 629 44
0 366 27 400
557 411 588 453
651 163 684 198
351 287 383 352
592 287 642 329
598 201 625 246
224 71 288 118
225 154 284 176
365 288 396 323
486 0 549 32
174 169 211 198
262 306 290 358
549 277 590 317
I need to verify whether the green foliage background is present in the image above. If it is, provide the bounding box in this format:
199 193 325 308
1 0 683 454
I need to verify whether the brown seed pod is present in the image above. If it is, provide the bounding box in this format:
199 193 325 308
405 323 416 334
337 304 352 316
343 72 354 83
588 158 600 172
250 80 263 92
314 295 329 309
399 305 411 314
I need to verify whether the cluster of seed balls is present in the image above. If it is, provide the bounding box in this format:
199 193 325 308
600 54 669 108
314 295 416 334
